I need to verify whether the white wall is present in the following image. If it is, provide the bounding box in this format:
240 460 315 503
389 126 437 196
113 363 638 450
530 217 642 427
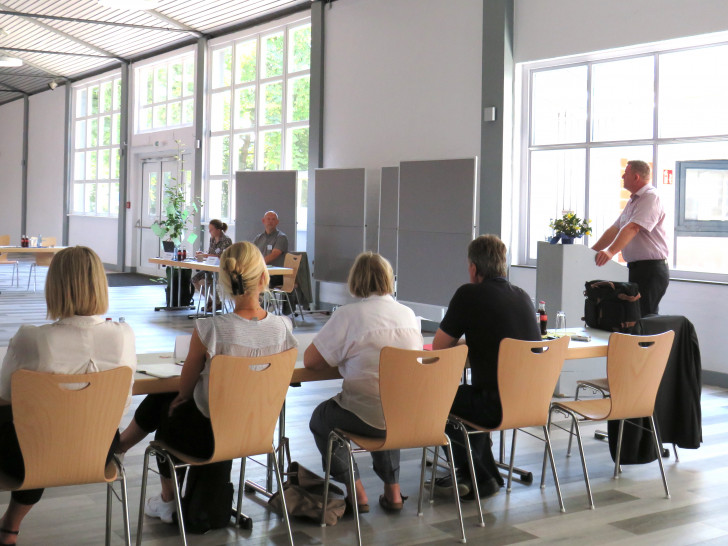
320 0 483 303
27 89 65 240
0 100 24 241
514 0 728 63
324 0 482 169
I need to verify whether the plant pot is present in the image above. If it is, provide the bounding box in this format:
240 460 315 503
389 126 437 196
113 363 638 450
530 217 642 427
162 240 175 253
560 235 575 244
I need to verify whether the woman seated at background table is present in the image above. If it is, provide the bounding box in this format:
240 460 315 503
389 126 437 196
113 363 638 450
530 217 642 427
305 252 423 514
191 219 232 311
0 246 136 546
118 241 297 524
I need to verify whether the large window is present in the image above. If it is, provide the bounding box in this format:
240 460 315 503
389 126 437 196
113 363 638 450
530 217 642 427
207 18 311 226
135 52 195 133
521 40 728 277
71 74 122 216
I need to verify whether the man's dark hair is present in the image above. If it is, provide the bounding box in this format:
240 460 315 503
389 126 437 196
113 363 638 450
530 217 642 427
468 234 507 280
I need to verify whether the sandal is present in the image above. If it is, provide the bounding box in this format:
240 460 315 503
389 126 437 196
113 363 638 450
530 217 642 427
378 494 408 512
0 528 18 546
344 497 370 515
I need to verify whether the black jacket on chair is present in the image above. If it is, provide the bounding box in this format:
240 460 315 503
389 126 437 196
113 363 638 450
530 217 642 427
608 315 702 464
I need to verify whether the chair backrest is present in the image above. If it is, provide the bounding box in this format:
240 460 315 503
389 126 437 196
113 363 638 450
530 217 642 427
206 348 297 462
10 367 132 490
279 252 302 293
377 345 468 451
0 235 13 264
496 336 570 430
605 331 675 421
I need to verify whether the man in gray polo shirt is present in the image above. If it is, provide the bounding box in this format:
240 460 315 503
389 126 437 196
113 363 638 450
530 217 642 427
253 210 289 285
592 160 669 316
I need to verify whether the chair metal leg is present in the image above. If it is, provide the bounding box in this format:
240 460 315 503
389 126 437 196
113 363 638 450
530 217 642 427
506 429 517 492
136 448 152 546
444 437 467 544
454 419 485 528
569 413 595 509
119 471 131 546
235 457 247 527
566 384 583 456
650 415 671 499
614 420 625 478
673 443 680 462
543 425 566 513
429 445 439 504
417 448 427 516
165 451 188 546
271 447 295 546
320 432 336 527
106 482 113 546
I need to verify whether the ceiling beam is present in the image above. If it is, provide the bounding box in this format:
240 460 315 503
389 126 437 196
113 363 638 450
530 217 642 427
145 9 204 38
0 81 25 93
0 46 115 59
0 3 122 60
0 70 54 79
0 9 203 37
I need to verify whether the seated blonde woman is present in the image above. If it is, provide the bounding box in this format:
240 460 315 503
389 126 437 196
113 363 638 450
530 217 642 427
118 241 297 523
305 252 423 514
0 247 136 546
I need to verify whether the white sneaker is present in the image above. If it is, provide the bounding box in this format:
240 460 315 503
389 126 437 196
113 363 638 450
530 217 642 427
144 494 176 524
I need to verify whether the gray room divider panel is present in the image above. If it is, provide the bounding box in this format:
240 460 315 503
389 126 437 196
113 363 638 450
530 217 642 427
397 158 477 307
314 168 366 282
235 171 297 247
379 166 399 273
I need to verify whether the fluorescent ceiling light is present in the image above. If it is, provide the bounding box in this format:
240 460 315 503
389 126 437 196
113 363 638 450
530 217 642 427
98 0 162 10
0 55 23 67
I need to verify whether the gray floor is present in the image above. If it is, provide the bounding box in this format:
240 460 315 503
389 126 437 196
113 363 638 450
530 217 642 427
0 263 726 545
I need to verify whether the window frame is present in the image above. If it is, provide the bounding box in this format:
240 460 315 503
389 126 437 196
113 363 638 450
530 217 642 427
205 15 311 225
70 72 122 217
675 159 728 235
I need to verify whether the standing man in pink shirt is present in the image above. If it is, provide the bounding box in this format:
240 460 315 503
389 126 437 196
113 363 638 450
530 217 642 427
592 160 669 316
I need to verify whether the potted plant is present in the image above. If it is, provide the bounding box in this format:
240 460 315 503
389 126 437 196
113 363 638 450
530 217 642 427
150 140 203 253
549 212 591 244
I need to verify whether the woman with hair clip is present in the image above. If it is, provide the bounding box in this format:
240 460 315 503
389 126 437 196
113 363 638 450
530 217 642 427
192 219 232 311
118 241 297 523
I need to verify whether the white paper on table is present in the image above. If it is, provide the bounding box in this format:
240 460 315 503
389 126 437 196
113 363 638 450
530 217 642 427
136 363 183 379
174 334 192 361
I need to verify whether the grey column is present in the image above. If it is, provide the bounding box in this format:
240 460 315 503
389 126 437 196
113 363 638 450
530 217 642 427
117 62 130 270
479 0 514 237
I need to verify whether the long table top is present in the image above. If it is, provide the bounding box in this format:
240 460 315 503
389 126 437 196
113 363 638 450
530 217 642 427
0 245 67 255
148 256 293 276
132 328 610 396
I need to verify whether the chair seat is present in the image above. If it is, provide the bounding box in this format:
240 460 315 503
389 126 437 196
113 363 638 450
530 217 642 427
339 429 449 452
449 414 500 433
577 378 609 392
149 440 275 467
552 398 612 421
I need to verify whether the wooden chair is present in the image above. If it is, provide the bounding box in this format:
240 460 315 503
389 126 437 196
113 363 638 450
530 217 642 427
0 367 133 546
267 253 303 327
320 345 469 545
447 336 570 526
0 235 20 287
548 331 675 509
136 349 297 546
27 236 58 292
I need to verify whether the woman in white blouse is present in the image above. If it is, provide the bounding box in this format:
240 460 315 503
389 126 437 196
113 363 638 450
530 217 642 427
118 241 297 524
305 252 423 515
0 246 136 546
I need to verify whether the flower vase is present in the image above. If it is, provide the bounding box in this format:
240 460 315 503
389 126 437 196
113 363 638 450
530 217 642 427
560 235 575 244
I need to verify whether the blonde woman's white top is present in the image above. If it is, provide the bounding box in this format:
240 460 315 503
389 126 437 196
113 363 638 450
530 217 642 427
0 315 137 410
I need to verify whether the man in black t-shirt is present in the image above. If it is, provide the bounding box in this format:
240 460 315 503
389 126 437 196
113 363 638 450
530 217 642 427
432 234 540 500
